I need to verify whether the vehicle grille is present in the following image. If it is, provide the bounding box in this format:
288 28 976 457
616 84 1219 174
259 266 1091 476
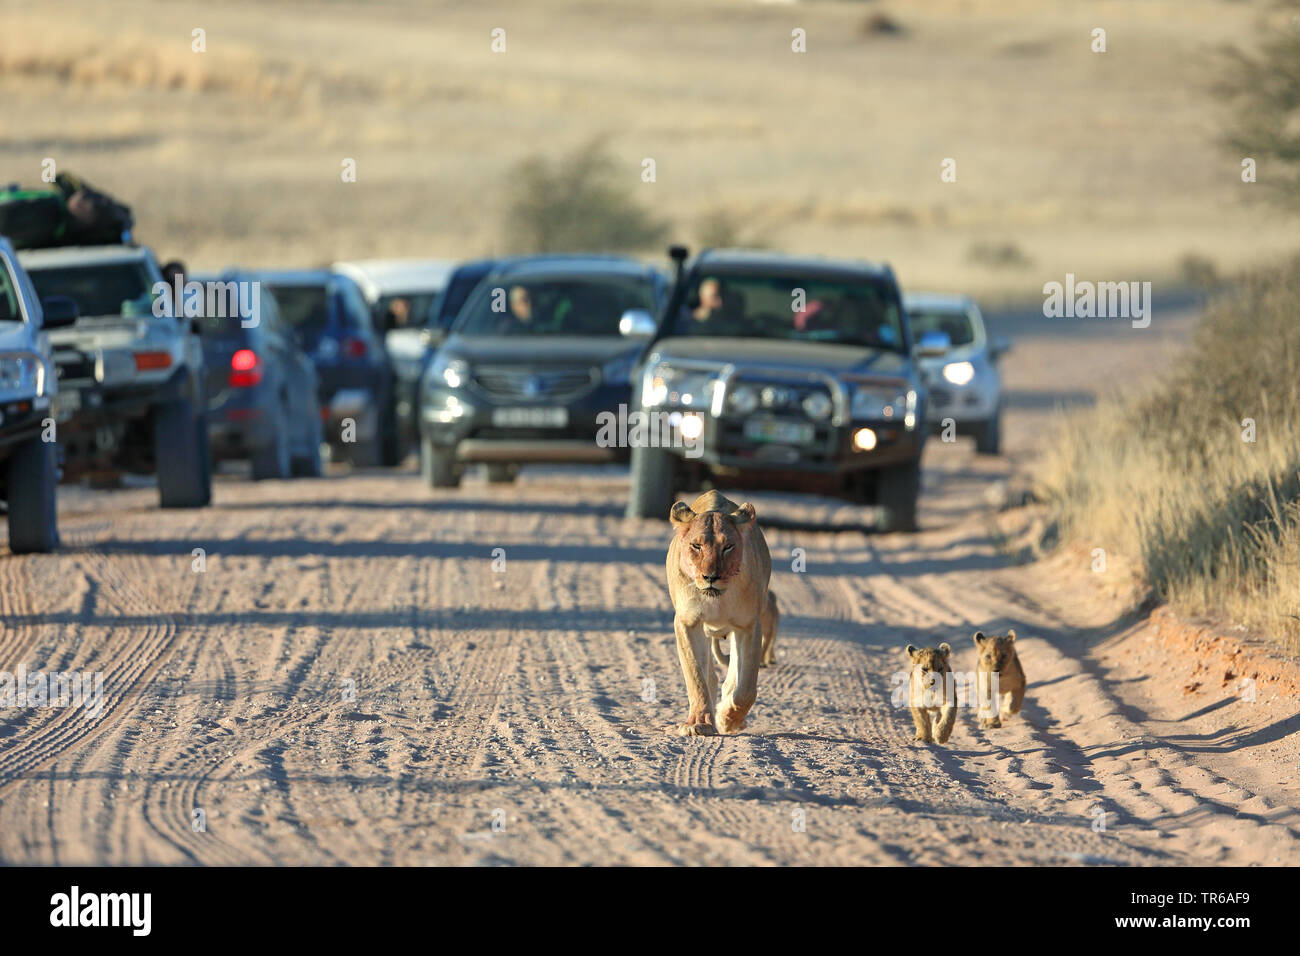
471 366 596 402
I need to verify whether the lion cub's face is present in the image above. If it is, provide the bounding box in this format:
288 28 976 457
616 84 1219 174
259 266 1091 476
670 500 756 597
974 630 1016 670
905 643 952 691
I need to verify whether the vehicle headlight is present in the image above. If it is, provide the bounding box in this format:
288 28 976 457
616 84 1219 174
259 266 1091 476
0 357 38 392
425 353 469 391
850 384 908 420
602 354 637 386
642 363 719 409
942 361 975 386
728 384 758 415
801 391 833 421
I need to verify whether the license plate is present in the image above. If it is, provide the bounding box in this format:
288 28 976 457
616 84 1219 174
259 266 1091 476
52 389 81 422
492 406 568 428
744 417 815 445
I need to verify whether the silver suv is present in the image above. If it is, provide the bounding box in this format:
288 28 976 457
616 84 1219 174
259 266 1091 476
18 244 211 507
0 237 60 551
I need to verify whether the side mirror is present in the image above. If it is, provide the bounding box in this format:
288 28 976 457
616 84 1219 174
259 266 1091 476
420 326 447 349
41 296 79 328
915 330 951 358
618 308 657 338
989 335 1011 358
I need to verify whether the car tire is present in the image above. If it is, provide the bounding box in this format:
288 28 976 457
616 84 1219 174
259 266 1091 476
876 457 921 533
485 463 518 484
290 409 324 478
6 435 59 553
251 404 292 481
974 411 1002 456
156 394 212 508
379 397 404 468
626 443 678 519
420 436 460 488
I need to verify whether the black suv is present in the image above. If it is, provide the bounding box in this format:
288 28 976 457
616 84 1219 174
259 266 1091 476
417 255 667 487
625 247 941 532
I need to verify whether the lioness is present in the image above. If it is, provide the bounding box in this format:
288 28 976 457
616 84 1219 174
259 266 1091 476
666 490 778 736
973 629 1026 728
904 643 957 744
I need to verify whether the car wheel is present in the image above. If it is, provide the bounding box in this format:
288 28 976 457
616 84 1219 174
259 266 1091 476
626 443 678 519
251 404 292 481
290 407 325 478
420 436 461 488
156 394 212 508
6 435 59 553
485 463 518 484
379 396 404 468
876 457 921 533
974 411 1002 456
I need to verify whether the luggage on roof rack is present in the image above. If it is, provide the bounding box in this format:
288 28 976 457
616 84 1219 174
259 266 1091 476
0 172 134 249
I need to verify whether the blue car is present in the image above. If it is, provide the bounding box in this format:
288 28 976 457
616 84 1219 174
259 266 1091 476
194 272 323 479
255 270 398 467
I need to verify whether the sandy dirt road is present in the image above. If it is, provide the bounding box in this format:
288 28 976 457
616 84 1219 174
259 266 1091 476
1 297 1298 866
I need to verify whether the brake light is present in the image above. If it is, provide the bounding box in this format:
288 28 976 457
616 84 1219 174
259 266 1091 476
134 351 172 371
342 337 367 359
229 348 263 387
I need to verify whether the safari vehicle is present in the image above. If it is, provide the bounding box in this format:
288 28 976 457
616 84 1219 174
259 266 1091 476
903 292 1009 455
625 247 940 532
417 255 667 487
0 237 61 552
257 270 398 467
18 244 211 508
193 271 323 480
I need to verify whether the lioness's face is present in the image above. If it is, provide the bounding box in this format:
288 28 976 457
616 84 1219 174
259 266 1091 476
671 501 755 597
974 630 1015 670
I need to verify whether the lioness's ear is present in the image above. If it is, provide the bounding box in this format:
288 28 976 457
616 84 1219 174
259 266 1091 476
904 644 918 661
670 501 695 528
973 631 986 646
729 502 756 527
1006 629 1016 642
938 642 951 657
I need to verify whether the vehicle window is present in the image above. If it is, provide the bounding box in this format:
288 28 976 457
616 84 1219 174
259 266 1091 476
187 279 259 335
27 261 153 318
670 272 906 351
433 268 491 327
375 293 438 332
454 275 656 337
908 308 977 348
268 284 331 344
0 259 20 322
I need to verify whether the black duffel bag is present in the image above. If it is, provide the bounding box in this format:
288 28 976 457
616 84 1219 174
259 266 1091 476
0 185 67 248
56 171 134 245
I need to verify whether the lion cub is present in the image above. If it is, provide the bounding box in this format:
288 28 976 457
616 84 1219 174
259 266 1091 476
973 629 1026 728
904 643 956 744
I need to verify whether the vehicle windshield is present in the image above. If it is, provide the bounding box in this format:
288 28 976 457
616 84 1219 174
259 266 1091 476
27 261 153 318
908 307 978 348
454 274 656 337
670 272 906 351
267 284 330 338
0 260 21 322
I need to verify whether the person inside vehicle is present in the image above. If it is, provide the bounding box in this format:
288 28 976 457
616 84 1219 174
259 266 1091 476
492 284 537 334
385 296 412 331
675 277 746 335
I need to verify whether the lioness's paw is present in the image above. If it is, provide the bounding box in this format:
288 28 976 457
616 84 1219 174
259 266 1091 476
980 717 1001 729
675 722 718 737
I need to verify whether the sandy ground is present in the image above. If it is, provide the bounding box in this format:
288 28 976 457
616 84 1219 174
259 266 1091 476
1 297 1298 865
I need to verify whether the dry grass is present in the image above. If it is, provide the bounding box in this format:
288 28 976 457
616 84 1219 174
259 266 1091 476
1036 261 1300 652
0 0 1297 293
